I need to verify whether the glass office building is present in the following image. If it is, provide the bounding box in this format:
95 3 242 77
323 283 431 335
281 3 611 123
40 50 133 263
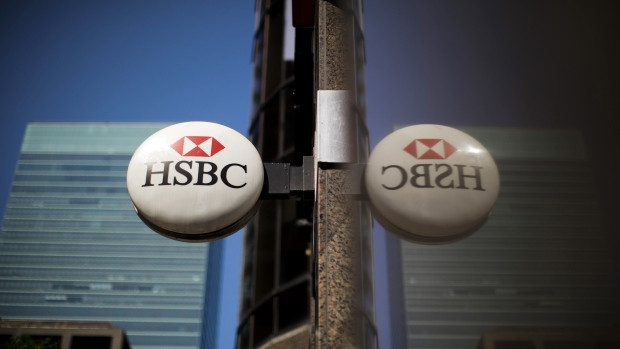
0 123 222 349
239 0 314 346
386 128 620 348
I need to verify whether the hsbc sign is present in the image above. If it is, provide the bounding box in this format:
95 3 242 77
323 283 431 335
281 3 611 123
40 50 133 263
127 121 497 245
380 138 486 192
365 125 500 244
141 136 248 189
127 122 264 242
142 160 248 188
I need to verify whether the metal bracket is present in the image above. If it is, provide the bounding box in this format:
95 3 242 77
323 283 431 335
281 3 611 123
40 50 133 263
260 156 315 200
260 157 367 200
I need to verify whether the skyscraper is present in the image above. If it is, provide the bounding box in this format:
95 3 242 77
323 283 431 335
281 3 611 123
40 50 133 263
387 127 620 348
238 0 313 346
0 123 222 349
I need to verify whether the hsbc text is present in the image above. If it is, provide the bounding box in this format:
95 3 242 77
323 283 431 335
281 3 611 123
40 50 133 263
381 164 485 191
141 161 248 189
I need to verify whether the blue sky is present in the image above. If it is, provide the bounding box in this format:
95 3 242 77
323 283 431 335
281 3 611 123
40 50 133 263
2 1 617 348
0 1 255 207
0 1 255 348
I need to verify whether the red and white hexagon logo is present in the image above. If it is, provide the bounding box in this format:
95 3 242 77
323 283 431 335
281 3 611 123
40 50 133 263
404 139 457 159
170 136 225 157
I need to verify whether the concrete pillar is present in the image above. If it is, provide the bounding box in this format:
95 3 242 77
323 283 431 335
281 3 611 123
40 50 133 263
313 1 373 348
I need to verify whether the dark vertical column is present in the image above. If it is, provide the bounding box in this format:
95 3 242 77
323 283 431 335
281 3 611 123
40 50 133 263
293 27 315 165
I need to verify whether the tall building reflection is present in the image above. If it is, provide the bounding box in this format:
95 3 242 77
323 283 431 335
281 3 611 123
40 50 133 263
386 128 620 348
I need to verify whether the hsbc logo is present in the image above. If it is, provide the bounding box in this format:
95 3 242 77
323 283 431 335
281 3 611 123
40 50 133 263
364 124 500 242
127 122 265 240
171 136 225 157
381 163 485 191
404 139 457 159
140 135 248 189
379 138 486 191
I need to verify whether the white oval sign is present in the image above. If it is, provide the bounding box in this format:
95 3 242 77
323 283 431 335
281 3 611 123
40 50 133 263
127 122 264 242
365 124 500 244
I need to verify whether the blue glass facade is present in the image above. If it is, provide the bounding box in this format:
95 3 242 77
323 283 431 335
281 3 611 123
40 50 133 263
0 123 222 349
388 128 620 348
